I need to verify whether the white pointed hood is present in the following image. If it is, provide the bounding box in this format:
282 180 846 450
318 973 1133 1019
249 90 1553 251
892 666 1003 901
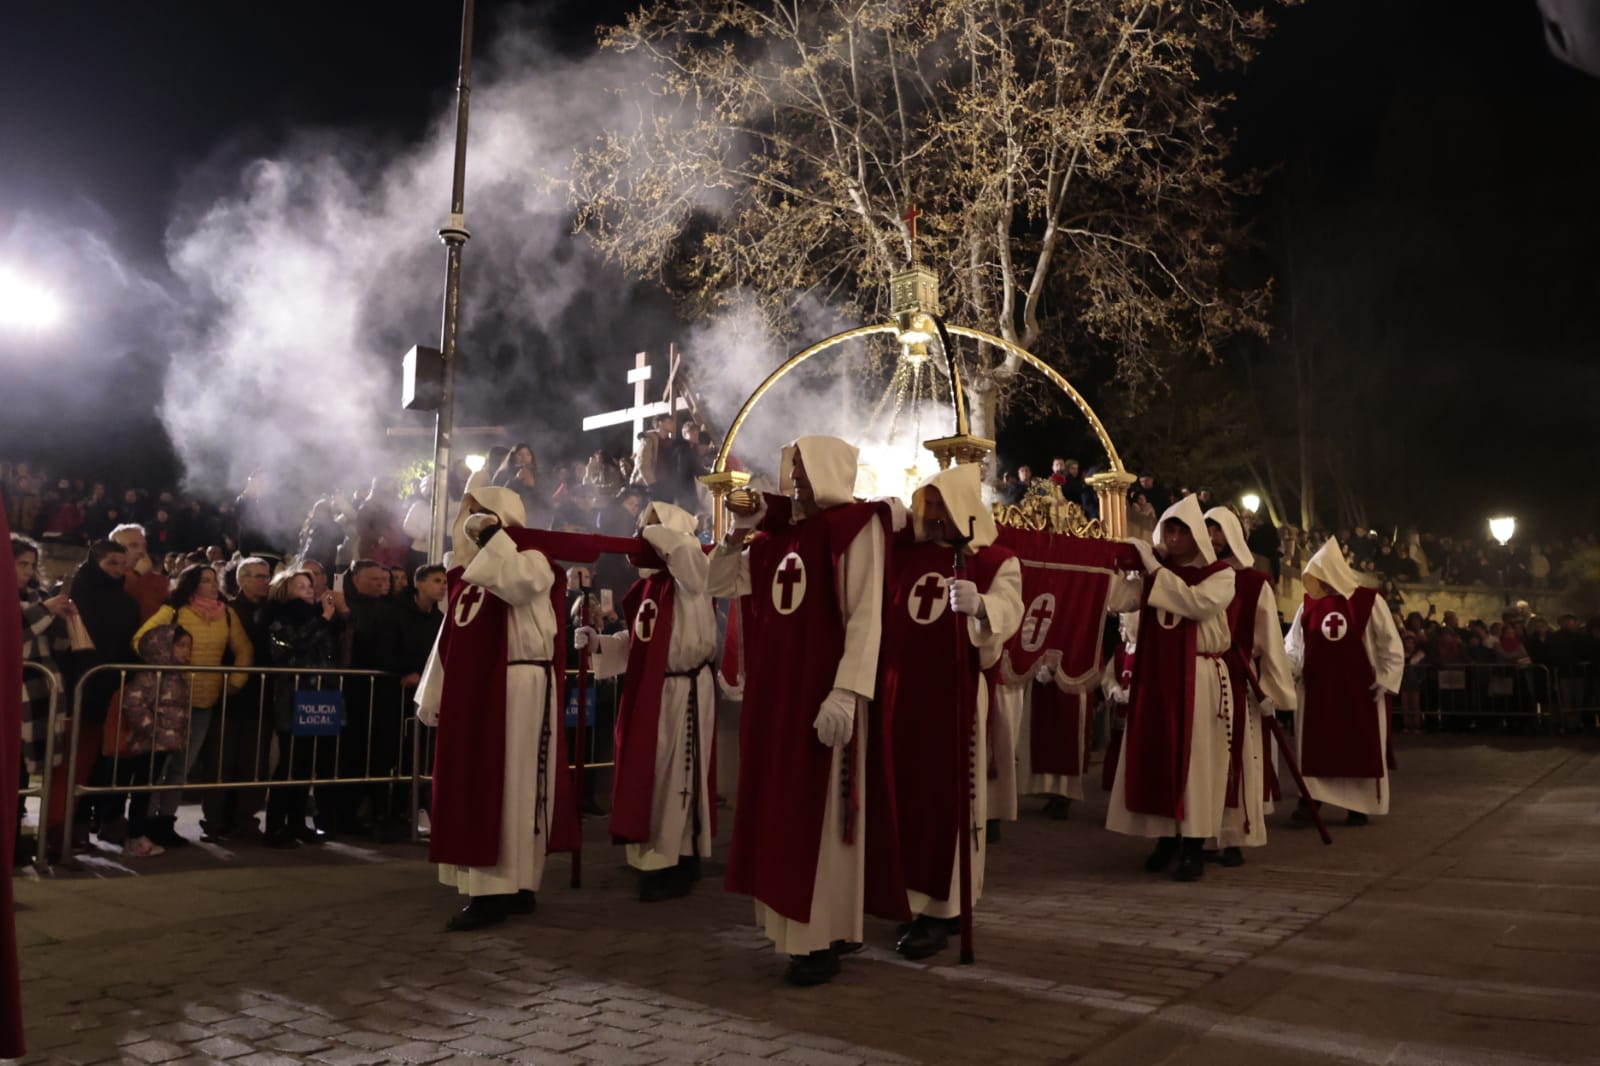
780 435 859 510
912 462 997 551
1203 506 1254 568
1154 494 1216 565
642 500 697 536
450 485 526 567
1304 536 1360 599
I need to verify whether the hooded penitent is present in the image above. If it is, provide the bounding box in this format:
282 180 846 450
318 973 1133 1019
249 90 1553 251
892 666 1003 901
449 485 527 568
911 461 997 551
1203 507 1255 568
1304 537 1360 599
780 435 861 511
1154 494 1217 566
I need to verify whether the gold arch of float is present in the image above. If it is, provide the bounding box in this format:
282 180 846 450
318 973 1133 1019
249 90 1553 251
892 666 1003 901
711 323 1126 476
705 323 1137 539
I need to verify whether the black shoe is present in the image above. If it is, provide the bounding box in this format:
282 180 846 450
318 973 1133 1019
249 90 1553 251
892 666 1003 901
639 865 691 903
681 854 702 882
13 833 35 868
830 940 864 956
1200 848 1222 864
896 916 959 961
147 818 189 849
1345 811 1370 827
785 950 841 987
1043 795 1071 821
1290 800 1319 825
292 822 326 846
446 895 511 932
509 889 537 915
1143 836 1180 873
1173 839 1205 882
985 818 1001 844
263 829 300 850
1220 846 1245 868
198 820 230 844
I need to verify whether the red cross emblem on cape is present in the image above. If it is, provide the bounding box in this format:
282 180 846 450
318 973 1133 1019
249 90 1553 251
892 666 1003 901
771 551 807 614
634 598 660 643
1320 611 1349 642
452 583 486 627
1019 592 1056 651
908 571 948 624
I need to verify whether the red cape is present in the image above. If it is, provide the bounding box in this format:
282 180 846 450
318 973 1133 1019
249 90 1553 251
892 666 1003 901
1301 587 1385 780
1 509 26 1056
1029 681 1092 777
1119 561 1230 820
609 571 676 844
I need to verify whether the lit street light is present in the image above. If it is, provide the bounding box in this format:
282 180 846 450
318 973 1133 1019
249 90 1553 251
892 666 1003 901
1240 492 1261 515
0 270 62 330
463 454 486 473
1489 515 1516 546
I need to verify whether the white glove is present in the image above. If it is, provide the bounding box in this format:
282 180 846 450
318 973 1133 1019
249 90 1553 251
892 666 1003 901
1257 695 1277 717
1112 684 1130 705
416 701 439 728
730 495 768 531
813 687 857 748
1035 663 1055 685
949 578 985 618
1370 682 1389 696
464 512 501 543
1126 537 1160 572
573 626 599 651
872 496 909 533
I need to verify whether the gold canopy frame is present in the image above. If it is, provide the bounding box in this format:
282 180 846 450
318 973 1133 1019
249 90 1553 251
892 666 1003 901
700 321 1137 539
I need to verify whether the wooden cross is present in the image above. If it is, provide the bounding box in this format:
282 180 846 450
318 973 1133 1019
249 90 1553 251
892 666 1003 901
581 351 689 438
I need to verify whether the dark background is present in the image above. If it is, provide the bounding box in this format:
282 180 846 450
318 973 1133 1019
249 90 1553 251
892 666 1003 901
2 1 1596 534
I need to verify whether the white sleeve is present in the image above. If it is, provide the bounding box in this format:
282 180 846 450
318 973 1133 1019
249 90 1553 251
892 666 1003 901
707 542 752 598
1252 581 1296 711
970 555 1023 670
1147 566 1234 621
415 629 445 725
832 514 886 699
461 530 553 607
643 525 709 598
1284 604 1306 678
1366 599 1405 694
589 631 632 681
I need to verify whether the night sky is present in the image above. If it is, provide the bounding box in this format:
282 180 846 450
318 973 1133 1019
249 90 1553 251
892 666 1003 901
2 1 1596 535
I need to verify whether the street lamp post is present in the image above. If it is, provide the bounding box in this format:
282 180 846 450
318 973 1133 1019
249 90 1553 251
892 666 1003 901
426 0 477 565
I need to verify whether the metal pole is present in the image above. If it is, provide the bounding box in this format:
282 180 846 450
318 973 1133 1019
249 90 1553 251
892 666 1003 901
428 0 477 564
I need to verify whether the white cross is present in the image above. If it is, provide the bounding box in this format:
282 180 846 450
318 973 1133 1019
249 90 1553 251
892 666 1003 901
581 351 691 438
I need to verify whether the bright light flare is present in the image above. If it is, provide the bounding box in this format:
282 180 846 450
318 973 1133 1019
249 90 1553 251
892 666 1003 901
853 441 941 506
463 454 486 473
0 270 63 330
1240 492 1261 514
1488 515 1516 546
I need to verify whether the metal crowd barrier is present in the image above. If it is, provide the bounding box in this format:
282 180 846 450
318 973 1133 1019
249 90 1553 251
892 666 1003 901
19 661 62 872
1401 662 1571 732
30 662 618 871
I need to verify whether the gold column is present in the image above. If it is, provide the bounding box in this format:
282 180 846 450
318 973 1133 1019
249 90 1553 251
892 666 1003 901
698 470 751 539
923 433 995 470
1086 471 1138 540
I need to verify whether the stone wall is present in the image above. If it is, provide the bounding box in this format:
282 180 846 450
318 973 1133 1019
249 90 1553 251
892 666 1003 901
1273 574 1576 625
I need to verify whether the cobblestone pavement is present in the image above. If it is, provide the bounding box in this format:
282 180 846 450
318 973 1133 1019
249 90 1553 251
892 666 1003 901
10 736 1599 1065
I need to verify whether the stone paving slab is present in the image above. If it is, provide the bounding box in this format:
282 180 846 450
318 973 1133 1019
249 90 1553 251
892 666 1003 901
8 737 1599 1065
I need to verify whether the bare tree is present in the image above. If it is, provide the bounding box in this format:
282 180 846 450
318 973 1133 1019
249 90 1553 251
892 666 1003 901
572 0 1287 436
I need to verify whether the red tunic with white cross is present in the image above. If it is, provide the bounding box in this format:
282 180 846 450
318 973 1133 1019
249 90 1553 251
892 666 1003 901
1299 587 1385 780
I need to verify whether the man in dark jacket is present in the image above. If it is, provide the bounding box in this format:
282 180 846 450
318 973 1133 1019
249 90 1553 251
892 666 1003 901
67 541 142 845
326 560 405 839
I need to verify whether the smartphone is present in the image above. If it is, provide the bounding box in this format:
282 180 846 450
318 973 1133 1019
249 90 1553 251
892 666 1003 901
333 572 345 593
601 589 614 613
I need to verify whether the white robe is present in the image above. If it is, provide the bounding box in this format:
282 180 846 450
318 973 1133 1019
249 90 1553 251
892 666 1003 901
906 556 1023 921
591 525 718 872
708 514 885 955
988 680 1024 820
1104 565 1236 840
1284 596 1404 816
1216 574 1298 849
417 532 561 897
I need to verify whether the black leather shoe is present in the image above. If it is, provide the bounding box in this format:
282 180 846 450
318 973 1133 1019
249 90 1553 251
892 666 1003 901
1143 836 1179 873
1043 795 1071 821
784 949 841 987
830 940 864 956
639 866 691 902
147 819 188 848
1220 846 1245 867
509 889 537 914
680 854 702 882
1173 839 1205 882
292 822 326 846
896 916 958 961
198 820 230 844
447 895 510 932
1346 811 1369 827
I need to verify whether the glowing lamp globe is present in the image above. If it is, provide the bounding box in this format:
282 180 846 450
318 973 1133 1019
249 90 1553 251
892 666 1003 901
464 454 486 473
1488 516 1516 546
1240 493 1261 515
0 271 62 330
